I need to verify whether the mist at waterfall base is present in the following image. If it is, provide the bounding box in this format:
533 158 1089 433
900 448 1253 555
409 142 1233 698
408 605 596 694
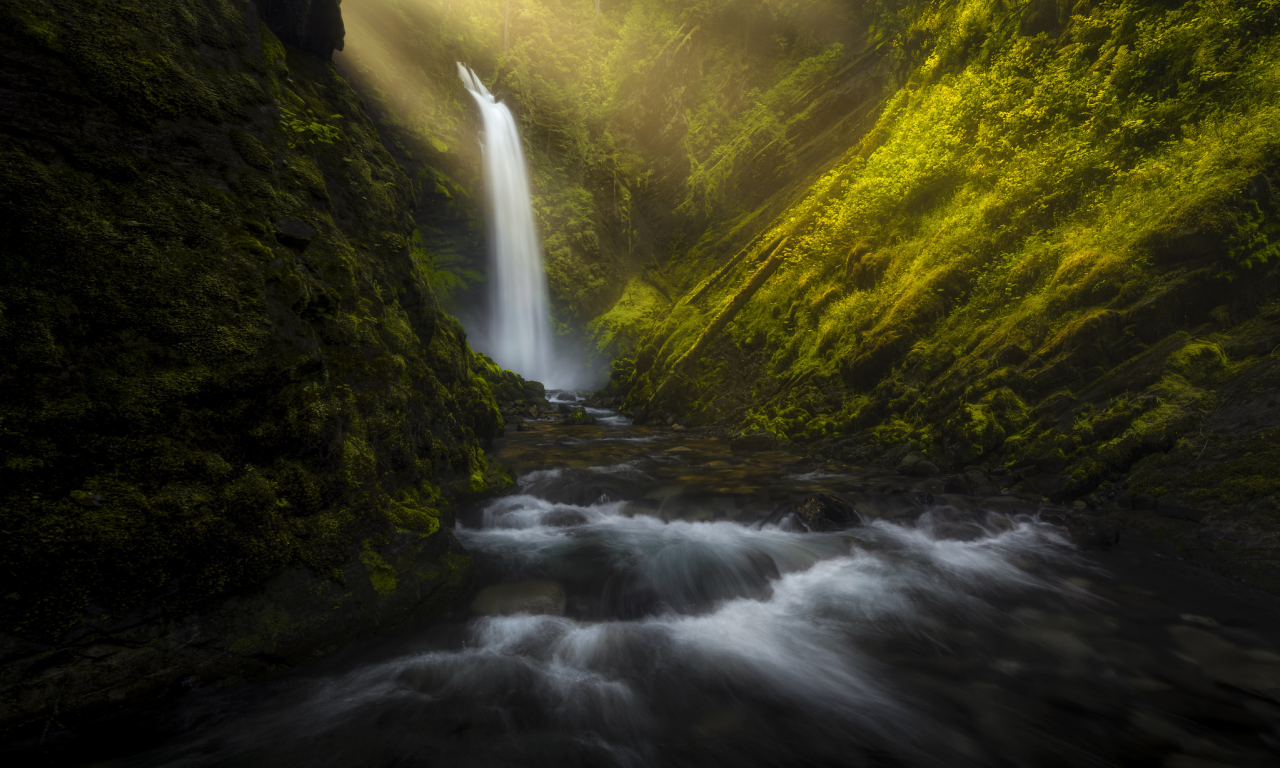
457 64 595 390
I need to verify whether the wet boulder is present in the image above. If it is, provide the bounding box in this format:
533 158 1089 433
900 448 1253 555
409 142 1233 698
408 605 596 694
762 493 861 532
558 410 598 426
1066 514 1119 549
523 380 547 400
898 451 941 477
1040 510 1120 549
523 468 645 505
943 469 999 496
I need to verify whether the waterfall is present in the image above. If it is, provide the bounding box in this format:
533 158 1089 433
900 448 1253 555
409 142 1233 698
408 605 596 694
457 63 555 386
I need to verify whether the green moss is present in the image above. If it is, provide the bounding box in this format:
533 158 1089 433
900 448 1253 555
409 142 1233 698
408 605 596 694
0 0 505 637
560 409 599 426
1168 341 1231 384
230 129 274 172
946 388 1029 465
388 487 442 536
1132 426 1280 509
360 545 398 595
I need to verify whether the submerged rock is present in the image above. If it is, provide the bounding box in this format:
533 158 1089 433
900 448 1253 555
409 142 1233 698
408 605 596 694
898 452 942 477
542 509 590 527
730 432 779 452
470 581 567 616
762 493 861 532
520 468 645 506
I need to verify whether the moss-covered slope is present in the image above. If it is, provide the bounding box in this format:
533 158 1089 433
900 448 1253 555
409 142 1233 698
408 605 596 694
608 0 1280 585
0 0 506 734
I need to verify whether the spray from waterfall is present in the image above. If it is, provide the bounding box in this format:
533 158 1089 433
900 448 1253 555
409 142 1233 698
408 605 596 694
457 63 555 386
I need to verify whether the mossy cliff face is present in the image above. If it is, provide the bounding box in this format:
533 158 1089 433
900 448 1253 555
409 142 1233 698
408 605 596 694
605 0 1280 587
0 0 502 735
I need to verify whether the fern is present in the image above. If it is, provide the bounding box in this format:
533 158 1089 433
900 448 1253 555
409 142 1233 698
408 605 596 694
280 108 343 149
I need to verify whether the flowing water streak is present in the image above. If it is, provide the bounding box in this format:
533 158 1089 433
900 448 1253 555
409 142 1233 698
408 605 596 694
146 496 1071 766
457 64 554 384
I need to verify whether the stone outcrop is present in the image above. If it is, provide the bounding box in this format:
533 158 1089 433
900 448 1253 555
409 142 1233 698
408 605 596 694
258 0 346 59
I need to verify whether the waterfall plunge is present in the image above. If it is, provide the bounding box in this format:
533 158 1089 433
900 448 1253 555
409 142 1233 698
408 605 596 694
457 64 555 386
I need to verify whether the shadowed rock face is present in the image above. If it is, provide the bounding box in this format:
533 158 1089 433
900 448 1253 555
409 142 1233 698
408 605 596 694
258 0 345 59
0 0 501 744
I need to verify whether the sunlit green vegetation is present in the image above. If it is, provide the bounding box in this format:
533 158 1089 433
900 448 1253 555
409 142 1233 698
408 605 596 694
343 0 1280 511
617 0 1280 507
338 0 865 364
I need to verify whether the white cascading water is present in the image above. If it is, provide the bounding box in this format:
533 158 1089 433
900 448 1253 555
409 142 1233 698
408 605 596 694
457 63 555 385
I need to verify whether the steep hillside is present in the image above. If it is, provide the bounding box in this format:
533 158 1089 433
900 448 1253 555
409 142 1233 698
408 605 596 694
613 0 1280 587
0 0 508 740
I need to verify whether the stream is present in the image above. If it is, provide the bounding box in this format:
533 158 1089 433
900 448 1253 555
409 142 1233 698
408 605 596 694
105 396 1280 767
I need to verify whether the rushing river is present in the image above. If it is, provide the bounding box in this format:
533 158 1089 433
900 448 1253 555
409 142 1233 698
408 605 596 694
106 398 1280 767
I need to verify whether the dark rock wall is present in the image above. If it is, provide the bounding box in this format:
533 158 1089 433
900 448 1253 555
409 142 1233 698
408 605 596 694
258 0 345 59
0 0 500 740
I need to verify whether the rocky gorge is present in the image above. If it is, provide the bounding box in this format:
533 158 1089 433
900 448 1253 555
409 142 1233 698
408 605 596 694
4 0 1280 764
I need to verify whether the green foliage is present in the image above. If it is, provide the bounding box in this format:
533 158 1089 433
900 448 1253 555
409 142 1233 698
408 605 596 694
410 228 482 306
280 107 344 148
606 0 1280 509
587 275 671 356
682 43 845 216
